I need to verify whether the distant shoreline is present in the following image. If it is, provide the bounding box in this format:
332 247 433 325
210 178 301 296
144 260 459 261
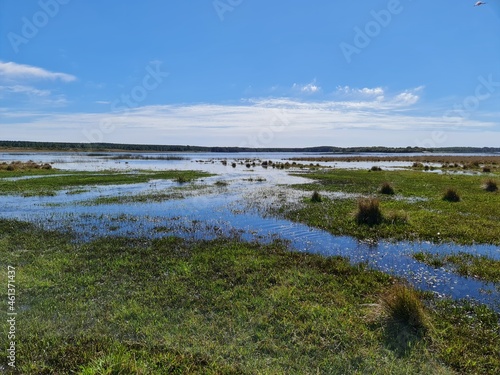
1 141 500 154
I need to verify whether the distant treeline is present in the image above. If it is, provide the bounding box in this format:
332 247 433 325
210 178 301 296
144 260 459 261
0 141 499 154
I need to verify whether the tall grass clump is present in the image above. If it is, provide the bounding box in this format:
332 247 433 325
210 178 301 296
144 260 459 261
382 284 430 333
175 176 189 184
442 188 460 202
484 179 498 192
379 182 395 195
311 191 322 203
355 198 383 226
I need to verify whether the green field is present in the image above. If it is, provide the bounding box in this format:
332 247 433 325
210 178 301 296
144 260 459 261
1 219 499 374
284 169 500 245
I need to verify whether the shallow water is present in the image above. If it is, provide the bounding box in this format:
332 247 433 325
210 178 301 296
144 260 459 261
1 151 500 311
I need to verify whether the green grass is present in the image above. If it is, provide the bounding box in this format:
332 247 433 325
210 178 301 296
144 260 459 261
0 170 212 196
413 252 500 283
287 169 500 245
86 185 208 205
0 219 498 374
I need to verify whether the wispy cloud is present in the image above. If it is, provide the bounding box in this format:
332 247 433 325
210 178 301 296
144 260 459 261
0 61 76 82
292 81 321 94
337 86 385 97
1 89 497 147
0 85 51 97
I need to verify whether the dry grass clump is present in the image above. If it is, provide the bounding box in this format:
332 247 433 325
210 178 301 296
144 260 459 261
310 191 322 203
379 182 395 195
0 161 52 171
484 179 498 192
442 188 460 202
356 198 383 226
381 284 430 333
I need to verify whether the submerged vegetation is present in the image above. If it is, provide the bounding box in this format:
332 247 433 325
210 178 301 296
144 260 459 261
0 219 498 374
413 252 500 283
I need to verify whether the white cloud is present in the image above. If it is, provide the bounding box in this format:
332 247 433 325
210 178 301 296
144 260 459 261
292 81 321 94
0 61 76 82
1 93 496 147
0 85 51 97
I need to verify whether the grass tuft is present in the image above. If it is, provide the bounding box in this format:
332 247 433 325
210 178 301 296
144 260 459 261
379 182 395 195
382 284 430 333
356 198 383 226
442 188 460 202
311 190 322 203
484 179 498 192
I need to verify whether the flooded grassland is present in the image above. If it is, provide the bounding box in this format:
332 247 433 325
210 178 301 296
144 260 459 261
0 153 499 374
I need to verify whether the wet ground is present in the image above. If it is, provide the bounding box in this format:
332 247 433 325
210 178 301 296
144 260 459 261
2 152 500 311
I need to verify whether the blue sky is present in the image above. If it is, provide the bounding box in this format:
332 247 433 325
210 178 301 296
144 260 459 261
0 0 499 148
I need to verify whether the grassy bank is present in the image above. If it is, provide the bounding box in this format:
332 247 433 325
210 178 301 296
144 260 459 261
0 170 212 197
285 169 500 245
1 219 498 374
413 252 500 283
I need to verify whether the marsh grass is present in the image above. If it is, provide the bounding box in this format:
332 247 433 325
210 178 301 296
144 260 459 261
413 252 500 283
0 160 52 171
0 219 498 374
0 170 212 196
484 179 498 192
442 188 460 202
311 190 322 202
382 284 430 332
288 168 500 244
379 182 395 195
356 198 383 226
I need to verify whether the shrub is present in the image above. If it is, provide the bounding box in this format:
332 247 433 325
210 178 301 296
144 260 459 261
382 284 429 333
442 188 460 202
370 166 382 172
379 182 395 195
356 198 383 226
484 179 498 192
483 167 491 173
311 191 322 203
